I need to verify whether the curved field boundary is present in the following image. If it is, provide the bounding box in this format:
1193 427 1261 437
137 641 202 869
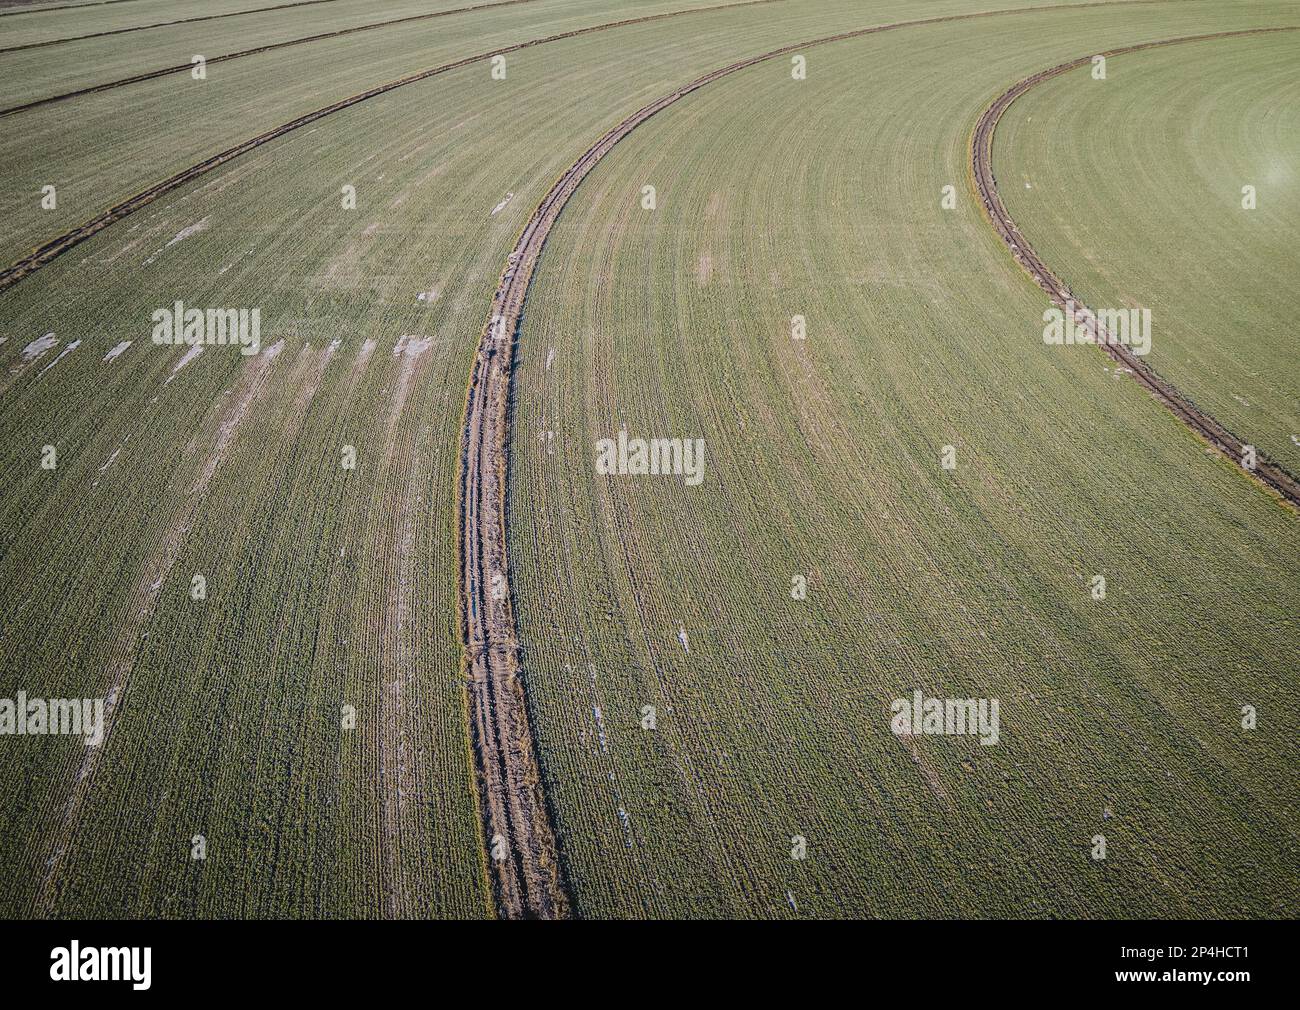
0 0 153 15
971 27 1300 508
0 0 787 295
454 0 1186 919
0 0 545 117
0 0 349 53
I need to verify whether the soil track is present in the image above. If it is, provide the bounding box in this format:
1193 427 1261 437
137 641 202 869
0 0 782 295
0 0 544 115
0 0 349 53
0 0 151 15
454 0 1180 920
0 0 142 13
971 27 1300 508
9 0 1281 918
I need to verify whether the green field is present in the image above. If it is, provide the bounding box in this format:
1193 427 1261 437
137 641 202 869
997 30 1300 473
508 2 1300 918
0 0 1295 919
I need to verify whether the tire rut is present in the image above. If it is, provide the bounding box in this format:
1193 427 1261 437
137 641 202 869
0 0 155 17
0 0 542 117
454 0 1176 920
0 0 782 295
970 27 1300 508
0 0 349 54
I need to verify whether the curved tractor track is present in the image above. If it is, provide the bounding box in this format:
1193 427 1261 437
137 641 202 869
0 1 1161 291
5 0 1276 919
0 0 783 295
455 0 1181 919
0 1 141 15
0 0 349 54
0 0 543 117
971 27 1300 508
0 0 155 16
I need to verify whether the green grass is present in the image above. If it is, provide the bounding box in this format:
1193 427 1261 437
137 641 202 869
0 0 804 260
996 30 1300 472
1 0 598 107
0 0 1051 920
509 0 1300 917
0 0 1295 919
0 0 398 50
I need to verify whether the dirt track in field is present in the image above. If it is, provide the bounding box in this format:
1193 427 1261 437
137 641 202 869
0 0 544 117
0 0 783 295
970 27 1300 508
0 0 150 14
9 0 1284 919
454 0 1183 920
0 0 349 53
0 0 141 12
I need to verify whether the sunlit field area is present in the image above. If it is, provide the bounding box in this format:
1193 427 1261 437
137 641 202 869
1 0 1296 920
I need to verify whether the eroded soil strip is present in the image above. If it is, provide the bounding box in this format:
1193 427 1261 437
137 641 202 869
0 0 348 53
0 0 782 294
456 0 1170 920
0 0 152 16
971 28 1300 507
35 341 288 915
0 0 543 116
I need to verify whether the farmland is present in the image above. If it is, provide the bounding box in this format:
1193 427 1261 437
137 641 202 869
0 0 1297 921
995 30 1300 474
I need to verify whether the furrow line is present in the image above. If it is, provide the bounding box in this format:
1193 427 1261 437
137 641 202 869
0 0 349 53
0 0 783 294
454 0 1175 920
0 0 542 116
970 27 1300 508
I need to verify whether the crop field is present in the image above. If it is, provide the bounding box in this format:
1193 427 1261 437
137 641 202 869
996 31 1300 473
0 0 1296 923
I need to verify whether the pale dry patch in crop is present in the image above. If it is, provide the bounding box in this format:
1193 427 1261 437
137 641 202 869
142 217 211 267
397 138 435 164
19 332 57 365
96 441 126 475
37 339 79 377
195 163 258 199
34 340 288 914
340 337 377 400
217 246 257 276
193 340 283 496
164 345 204 385
96 233 150 266
287 342 321 412
694 190 731 288
384 337 433 456
290 329 418 912
390 161 455 210
2 332 58 393
281 339 336 416
318 222 382 289
362 333 438 916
